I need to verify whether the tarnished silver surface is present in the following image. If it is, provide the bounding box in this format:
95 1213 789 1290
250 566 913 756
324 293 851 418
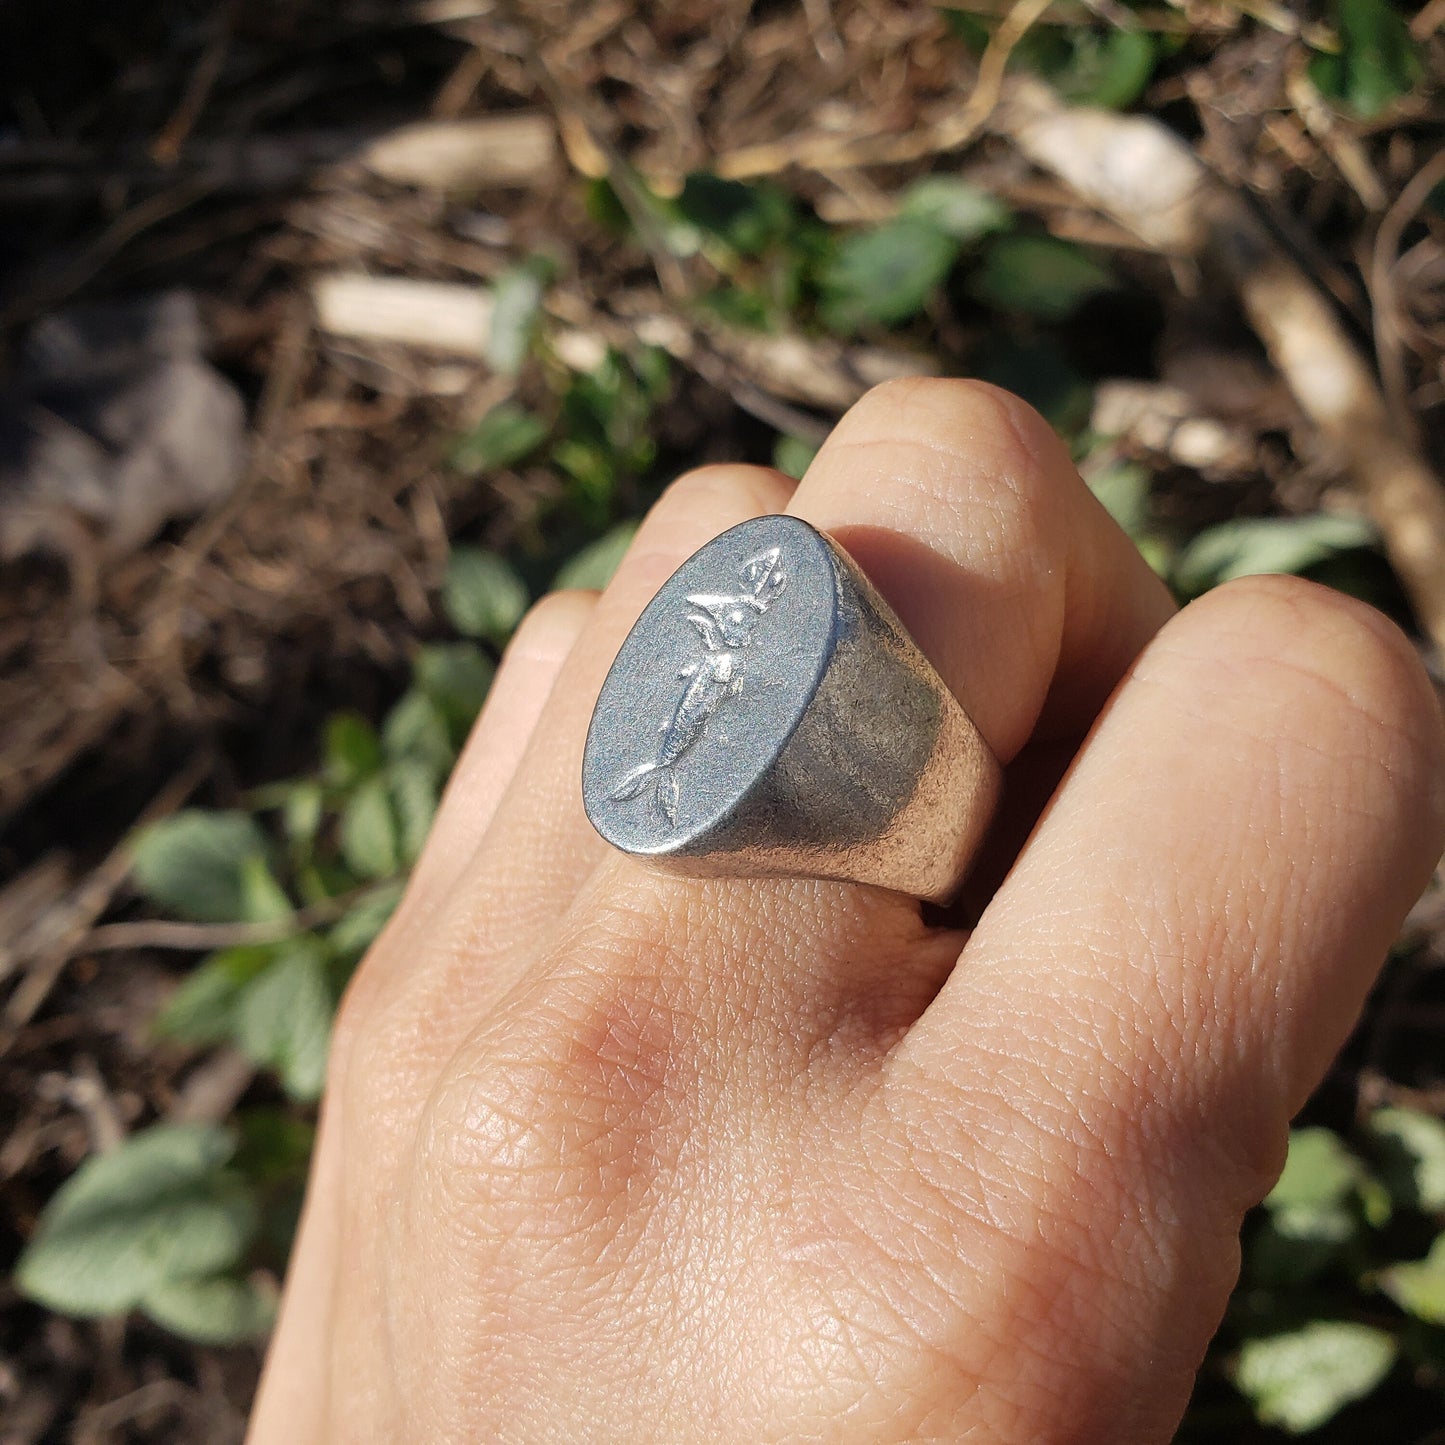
581 515 1001 902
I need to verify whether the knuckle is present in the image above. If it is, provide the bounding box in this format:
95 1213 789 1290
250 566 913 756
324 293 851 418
1182 575 1445 800
504 588 596 661
840 377 1062 486
659 462 790 516
420 962 693 1228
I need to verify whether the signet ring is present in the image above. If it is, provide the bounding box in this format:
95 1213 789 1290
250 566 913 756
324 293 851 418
581 515 1002 903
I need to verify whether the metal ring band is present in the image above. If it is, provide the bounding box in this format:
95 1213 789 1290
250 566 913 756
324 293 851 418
581 514 1001 903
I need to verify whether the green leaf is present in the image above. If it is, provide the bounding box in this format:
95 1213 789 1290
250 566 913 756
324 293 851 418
281 780 324 851
327 880 404 958
155 945 277 1046
552 522 639 591
971 234 1114 320
941 7 991 50
340 775 400 881
1086 461 1151 540
324 713 383 788
444 546 529 644
234 1108 317 1186
15 1124 255 1317
413 642 494 747
238 854 295 926
899 177 1012 242
141 1272 276 1344
1247 1127 1374 1286
487 257 554 375
1309 0 1423 118
388 758 439 865
975 336 1092 433
552 349 669 525
1368 1107 1445 1213
381 689 455 777
820 218 961 331
773 435 820 481
1171 513 1378 598
235 940 333 1101
1234 1322 1398 1433
131 811 272 924
451 402 548 476
1268 1128 1363 1215
1017 26 1159 110
675 173 797 256
1380 1235 1445 1324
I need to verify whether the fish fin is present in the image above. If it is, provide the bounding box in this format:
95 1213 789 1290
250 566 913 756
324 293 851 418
686 612 724 651
655 771 679 825
741 548 786 608
609 762 657 802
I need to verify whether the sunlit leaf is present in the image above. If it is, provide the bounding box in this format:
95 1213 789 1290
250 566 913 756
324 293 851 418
1368 1107 1445 1213
1171 513 1378 597
552 522 639 591
1086 460 1151 540
388 758 439 865
235 939 332 1101
488 256 554 375
15 1125 254 1317
131 812 274 924
340 774 399 881
141 1273 276 1344
444 546 529 644
451 402 548 476
281 781 324 851
238 854 294 926
381 689 455 777
413 642 494 747
1381 1235 1445 1325
1234 1322 1398 1433
820 218 961 331
1268 1129 1364 1215
773 435 820 481
1247 1127 1375 1286
899 176 1011 242
156 945 277 1046
327 880 405 959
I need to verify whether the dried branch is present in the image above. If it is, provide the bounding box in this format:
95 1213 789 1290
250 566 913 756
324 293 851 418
995 77 1445 656
81 883 391 955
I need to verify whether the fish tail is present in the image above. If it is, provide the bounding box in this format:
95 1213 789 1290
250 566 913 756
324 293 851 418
655 770 679 825
609 761 659 802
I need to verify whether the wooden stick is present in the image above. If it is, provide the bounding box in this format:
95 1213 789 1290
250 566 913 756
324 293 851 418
996 78 1445 655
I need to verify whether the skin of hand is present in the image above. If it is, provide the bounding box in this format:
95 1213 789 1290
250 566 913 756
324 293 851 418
246 380 1445 1444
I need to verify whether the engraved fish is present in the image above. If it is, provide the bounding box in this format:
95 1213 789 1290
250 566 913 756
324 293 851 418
610 547 787 824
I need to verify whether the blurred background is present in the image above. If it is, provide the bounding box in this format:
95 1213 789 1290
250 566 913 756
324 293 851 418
1 2 1443 1440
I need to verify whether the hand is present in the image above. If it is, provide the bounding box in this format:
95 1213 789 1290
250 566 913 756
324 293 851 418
247 380 1445 1444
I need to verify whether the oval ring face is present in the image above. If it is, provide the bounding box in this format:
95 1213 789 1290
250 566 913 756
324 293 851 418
582 515 838 856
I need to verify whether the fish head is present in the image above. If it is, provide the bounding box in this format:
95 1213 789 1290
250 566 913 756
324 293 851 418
686 592 763 646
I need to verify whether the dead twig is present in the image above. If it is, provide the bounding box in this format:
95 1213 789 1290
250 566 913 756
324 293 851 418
996 77 1445 656
716 0 1057 178
150 2 236 166
81 882 392 955
0 756 209 1052
1370 147 1445 445
148 293 312 713
1283 55 1387 213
